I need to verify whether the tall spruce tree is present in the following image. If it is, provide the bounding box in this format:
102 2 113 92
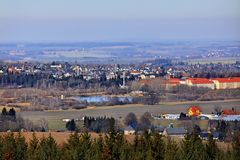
164 138 179 160
15 132 27 160
151 133 165 160
231 131 240 160
27 133 40 160
38 135 61 160
205 134 219 160
180 134 206 160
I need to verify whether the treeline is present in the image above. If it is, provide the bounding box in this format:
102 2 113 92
0 131 239 160
0 108 48 132
83 117 115 133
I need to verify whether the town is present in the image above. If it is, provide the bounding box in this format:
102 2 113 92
1 0 240 158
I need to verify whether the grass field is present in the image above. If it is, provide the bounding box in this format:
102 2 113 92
18 99 240 130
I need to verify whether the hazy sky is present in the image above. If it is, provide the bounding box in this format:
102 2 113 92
0 0 240 42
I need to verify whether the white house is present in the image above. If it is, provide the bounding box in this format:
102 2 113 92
124 126 135 135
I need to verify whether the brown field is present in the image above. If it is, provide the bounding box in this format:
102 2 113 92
0 132 230 150
7 102 31 107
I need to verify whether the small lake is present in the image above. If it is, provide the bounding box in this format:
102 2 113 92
73 96 133 103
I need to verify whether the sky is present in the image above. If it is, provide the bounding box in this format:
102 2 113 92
0 0 240 42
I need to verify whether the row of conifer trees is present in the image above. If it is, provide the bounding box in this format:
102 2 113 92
0 131 239 160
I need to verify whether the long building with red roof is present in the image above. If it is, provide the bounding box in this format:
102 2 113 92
186 78 215 89
144 77 240 90
212 77 240 89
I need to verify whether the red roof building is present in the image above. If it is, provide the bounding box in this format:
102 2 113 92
130 70 141 75
186 78 215 89
222 109 240 115
167 78 181 85
212 77 240 89
188 106 202 117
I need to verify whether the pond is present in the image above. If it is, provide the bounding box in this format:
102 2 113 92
73 95 133 103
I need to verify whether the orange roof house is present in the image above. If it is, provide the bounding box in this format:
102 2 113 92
222 109 240 115
188 106 202 117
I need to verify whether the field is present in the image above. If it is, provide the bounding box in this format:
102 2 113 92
18 99 240 130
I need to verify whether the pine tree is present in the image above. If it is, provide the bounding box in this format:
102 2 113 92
180 134 206 160
9 108 16 118
2 133 16 160
38 135 61 160
151 133 165 160
81 132 92 159
165 137 179 160
63 132 82 160
205 134 219 160
15 132 27 160
0 135 4 160
101 145 113 160
88 136 103 160
1 107 7 116
231 131 240 160
66 119 76 131
27 133 40 160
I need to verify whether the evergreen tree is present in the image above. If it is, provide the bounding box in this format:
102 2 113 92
151 133 165 160
205 134 219 160
9 108 16 118
2 132 16 160
89 135 104 160
38 135 61 160
27 133 40 160
102 145 113 160
15 132 27 160
63 132 82 160
124 112 138 129
231 131 240 160
66 119 76 131
180 134 206 160
164 138 179 160
1 107 7 116
80 132 92 159
0 135 4 160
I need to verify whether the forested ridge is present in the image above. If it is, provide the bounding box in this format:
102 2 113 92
0 131 239 160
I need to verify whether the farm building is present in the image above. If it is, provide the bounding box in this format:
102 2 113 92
163 127 187 138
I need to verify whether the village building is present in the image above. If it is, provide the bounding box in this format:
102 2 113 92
166 78 181 90
124 126 135 135
212 77 240 89
186 78 215 89
222 109 240 115
130 70 141 76
163 127 187 138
